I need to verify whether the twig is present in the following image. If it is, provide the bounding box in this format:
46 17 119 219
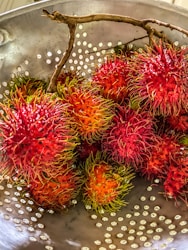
43 10 166 40
143 18 188 35
43 10 188 92
47 23 76 92
43 10 188 37
87 35 149 54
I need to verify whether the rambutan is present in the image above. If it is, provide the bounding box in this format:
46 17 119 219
101 105 156 167
8 75 48 99
29 164 83 210
167 109 188 133
163 163 188 203
139 134 182 180
77 140 101 161
127 40 188 116
0 89 79 182
81 152 135 213
92 56 130 103
62 85 115 143
56 69 84 97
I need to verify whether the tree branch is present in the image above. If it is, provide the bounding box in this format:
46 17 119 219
43 9 188 92
43 10 188 37
43 10 166 40
47 23 76 93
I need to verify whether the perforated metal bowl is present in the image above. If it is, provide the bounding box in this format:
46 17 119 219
0 1 188 249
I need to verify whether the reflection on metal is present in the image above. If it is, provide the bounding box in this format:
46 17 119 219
0 29 13 46
0 215 29 250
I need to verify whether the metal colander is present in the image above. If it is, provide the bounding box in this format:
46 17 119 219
0 0 188 249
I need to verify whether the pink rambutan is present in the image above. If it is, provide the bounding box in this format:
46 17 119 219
101 105 156 167
0 89 79 181
62 85 115 143
81 152 135 213
92 56 130 103
127 40 188 116
29 164 82 210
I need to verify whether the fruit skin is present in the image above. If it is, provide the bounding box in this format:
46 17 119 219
127 40 188 116
28 164 83 210
62 84 115 143
102 105 156 167
81 152 135 213
139 134 182 180
0 90 79 182
92 56 130 103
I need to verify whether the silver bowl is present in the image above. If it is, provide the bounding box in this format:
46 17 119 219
0 1 188 249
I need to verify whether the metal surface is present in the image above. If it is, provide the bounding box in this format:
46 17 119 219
0 1 188 249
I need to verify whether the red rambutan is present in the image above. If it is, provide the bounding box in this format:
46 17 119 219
163 163 188 204
102 106 156 167
81 152 135 213
92 56 130 103
139 134 182 180
62 85 115 143
128 40 188 116
167 110 188 133
77 140 101 161
29 164 82 210
0 90 79 181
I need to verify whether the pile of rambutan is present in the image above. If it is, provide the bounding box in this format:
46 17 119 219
0 38 187 214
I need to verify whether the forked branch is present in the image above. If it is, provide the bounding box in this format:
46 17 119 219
43 9 188 92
